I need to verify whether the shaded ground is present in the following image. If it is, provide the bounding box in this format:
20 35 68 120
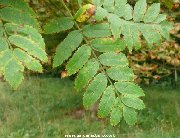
0 77 180 138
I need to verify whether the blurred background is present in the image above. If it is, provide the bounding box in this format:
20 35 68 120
0 0 179 137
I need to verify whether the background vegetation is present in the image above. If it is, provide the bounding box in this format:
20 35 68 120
0 77 180 137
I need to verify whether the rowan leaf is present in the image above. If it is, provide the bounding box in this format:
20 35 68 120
107 66 135 81
91 38 126 52
43 17 74 34
110 98 123 126
144 3 160 23
121 95 145 110
75 59 99 91
14 48 43 73
99 52 128 67
115 82 145 97
4 58 24 90
94 6 108 21
98 86 116 118
5 23 45 50
133 0 147 22
123 106 137 125
123 4 133 20
83 73 107 108
53 30 83 68
0 7 39 30
103 0 115 12
0 37 8 52
66 45 92 75
83 23 111 38
9 35 47 62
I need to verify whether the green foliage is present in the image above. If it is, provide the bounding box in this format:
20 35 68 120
0 1 47 89
50 0 172 126
0 0 172 126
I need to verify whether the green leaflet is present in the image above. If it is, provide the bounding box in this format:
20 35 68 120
139 24 162 47
91 38 126 52
14 49 43 73
83 23 111 38
0 37 8 52
9 35 48 62
98 86 115 118
43 17 74 34
153 14 167 24
107 66 135 81
4 58 24 90
75 59 99 91
0 7 39 30
115 0 127 8
123 106 137 125
144 3 160 23
110 98 123 126
156 21 172 40
107 14 121 39
53 30 83 68
99 52 128 67
66 45 92 75
83 73 107 108
103 0 114 12
94 6 108 21
0 0 36 16
92 0 104 6
123 4 133 20
115 82 145 97
122 23 141 50
0 50 13 68
121 95 145 110
114 0 127 18
5 23 45 50
133 0 147 22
